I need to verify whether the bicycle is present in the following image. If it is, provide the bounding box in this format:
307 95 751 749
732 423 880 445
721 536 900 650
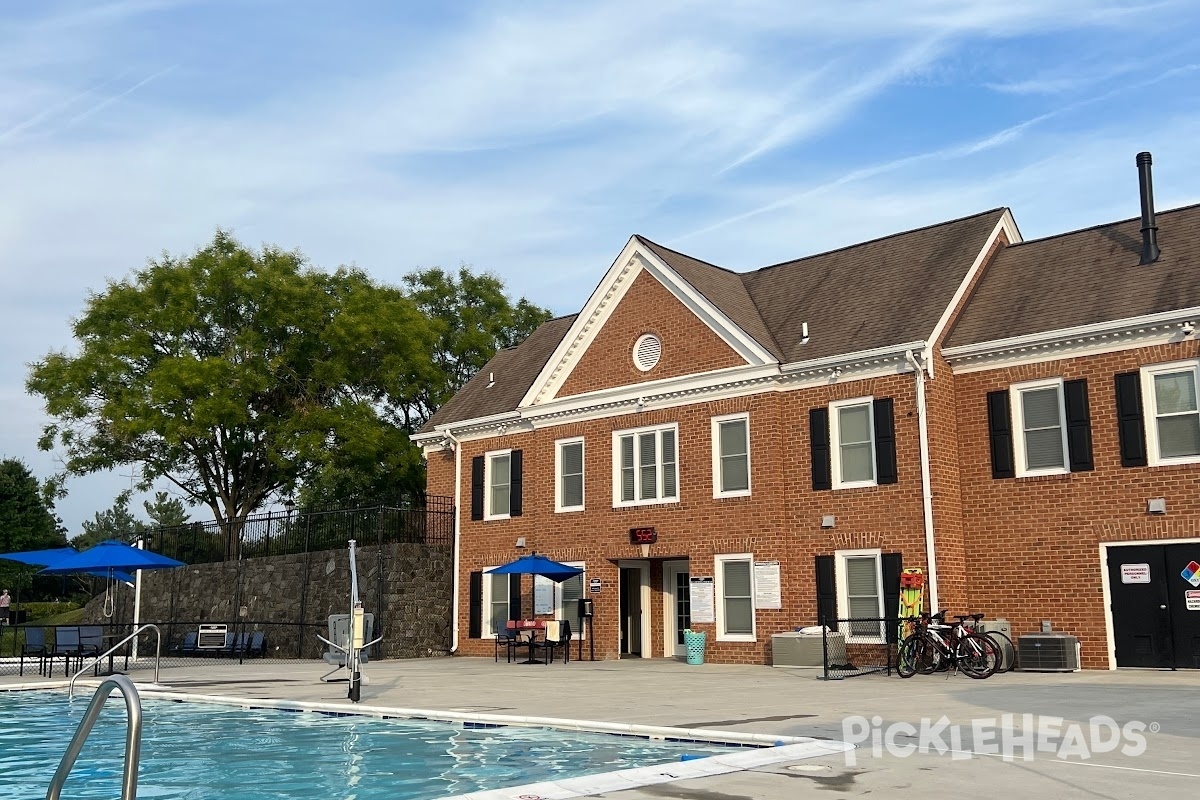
897 611 1000 679
959 613 1017 673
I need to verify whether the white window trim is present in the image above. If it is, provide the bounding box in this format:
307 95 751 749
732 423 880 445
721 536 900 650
1009 377 1069 477
714 553 756 642
555 437 586 513
553 561 587 640
611 422 680 508
711 412 751 499
481 568 509 640
835 548 885 643
830 396 877 490
483 448 512 521
1142 359 1200 467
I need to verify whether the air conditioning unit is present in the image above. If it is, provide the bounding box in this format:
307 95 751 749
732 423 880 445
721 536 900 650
1017 633 1081 672
771 631 846 668
978 619 1015 669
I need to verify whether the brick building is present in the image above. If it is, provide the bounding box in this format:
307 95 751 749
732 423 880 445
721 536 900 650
414 153 1200 669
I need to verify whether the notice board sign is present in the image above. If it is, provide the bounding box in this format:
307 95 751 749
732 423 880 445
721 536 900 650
689 577 715 624
198 623 228 649
589 577 602 594
753 561 782 609
1120 564 1151 584
1187 590 1200 611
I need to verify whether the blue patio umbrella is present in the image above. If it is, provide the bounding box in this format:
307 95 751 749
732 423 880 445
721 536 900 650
0 547 135 584
36 540 185 576
486 553 582 583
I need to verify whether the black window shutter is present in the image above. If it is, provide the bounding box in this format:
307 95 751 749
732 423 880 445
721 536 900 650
508 574 522 620
468 571 483 639
470 456 485 520
1063 379 1094 472
881 553 903 643
509 449 523 517
986 390 1015 479
815 555 838 631
1115 372 1148 467
810 408 832 491
873 397 898 485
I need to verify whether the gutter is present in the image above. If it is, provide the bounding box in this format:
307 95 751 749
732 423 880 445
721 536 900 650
444 428 463 654
904 348 939 612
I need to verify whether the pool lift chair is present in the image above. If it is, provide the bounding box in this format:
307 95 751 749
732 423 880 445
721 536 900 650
317 539 383 703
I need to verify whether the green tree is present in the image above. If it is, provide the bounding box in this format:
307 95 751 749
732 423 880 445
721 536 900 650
0 458 68 592
73 491 142 550
28 231 436 554
142 491 190 529
299 265 551 509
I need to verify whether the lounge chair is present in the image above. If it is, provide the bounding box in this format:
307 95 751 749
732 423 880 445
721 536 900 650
320 613 374 682
20 627 48 677
246 631 266 657
532 619 572 665
173 631 198 656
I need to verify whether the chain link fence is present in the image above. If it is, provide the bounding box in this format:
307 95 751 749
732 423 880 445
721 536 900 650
818 616 899 680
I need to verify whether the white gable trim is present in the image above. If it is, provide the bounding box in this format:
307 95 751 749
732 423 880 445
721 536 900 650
518 237 776 409
925 209 1022 377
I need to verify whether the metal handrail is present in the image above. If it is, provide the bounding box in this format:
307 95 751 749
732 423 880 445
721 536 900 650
69 624 162 699
47 674 143 800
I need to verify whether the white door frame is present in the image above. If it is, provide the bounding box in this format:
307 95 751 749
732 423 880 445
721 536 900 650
662 560 689 658
1099 536 1200 670
618 560 652 658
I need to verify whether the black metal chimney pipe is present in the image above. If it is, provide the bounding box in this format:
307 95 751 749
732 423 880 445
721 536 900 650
1137 151 1160 264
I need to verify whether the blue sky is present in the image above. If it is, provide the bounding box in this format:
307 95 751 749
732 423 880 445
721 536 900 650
2 0 1199 536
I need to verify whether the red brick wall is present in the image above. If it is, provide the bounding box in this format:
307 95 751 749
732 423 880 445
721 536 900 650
954 340 1200 668
557 268 747 398
444 373 930 663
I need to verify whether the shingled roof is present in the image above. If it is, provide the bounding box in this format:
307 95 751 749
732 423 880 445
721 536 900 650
421 208 1007 431
946 203 1200 349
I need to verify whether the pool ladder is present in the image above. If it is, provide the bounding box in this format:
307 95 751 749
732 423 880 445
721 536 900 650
47 675 143 800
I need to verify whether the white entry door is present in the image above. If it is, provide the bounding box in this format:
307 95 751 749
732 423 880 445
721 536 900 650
662 560 691 658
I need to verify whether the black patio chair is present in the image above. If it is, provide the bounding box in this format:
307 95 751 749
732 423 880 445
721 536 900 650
532 619 572 665
78 626 104 676
20 626 48 677
495 625 521 662
51 626 82 677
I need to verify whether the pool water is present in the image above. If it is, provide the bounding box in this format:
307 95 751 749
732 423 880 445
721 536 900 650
0 692 728 800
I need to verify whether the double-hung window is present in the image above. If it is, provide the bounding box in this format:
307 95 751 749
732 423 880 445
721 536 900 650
715 554 755 641
711 413 750 497
836 549 884 640
483 571 510 639
485 450 512 520
1010 378 1068 476
556 438 585 512
613 423 678 507
1143 361 1200 464
830 397 876 488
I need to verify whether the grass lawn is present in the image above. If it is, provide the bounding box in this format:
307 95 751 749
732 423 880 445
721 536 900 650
1 608 86 656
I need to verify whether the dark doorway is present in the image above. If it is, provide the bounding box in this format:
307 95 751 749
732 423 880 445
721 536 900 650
619 566 643 657
1108 543 1200 668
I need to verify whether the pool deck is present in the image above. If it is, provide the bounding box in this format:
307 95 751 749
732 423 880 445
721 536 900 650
5 657 1199 798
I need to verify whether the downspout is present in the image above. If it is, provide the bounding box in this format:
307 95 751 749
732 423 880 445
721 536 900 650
444 429 463 653
905 348 940 612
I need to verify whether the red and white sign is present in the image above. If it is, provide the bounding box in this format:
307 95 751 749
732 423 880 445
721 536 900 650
1187 590 1200 612
1120 563 1152 584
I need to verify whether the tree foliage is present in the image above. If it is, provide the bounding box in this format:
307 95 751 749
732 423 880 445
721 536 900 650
143 491 190 528
0 458 68 590
74 491 141 550
28 231 436 537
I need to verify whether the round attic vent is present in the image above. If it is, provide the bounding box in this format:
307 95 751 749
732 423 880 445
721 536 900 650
633 333 661 371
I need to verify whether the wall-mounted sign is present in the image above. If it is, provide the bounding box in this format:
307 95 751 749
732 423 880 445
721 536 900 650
1120 563 1151 584
198 623 228 649
629 526 657 545
754 561 782 609
689 577 715 623
1187 590 1200 611
589 577 602 594
533 575 554 614
1182 560 1200 588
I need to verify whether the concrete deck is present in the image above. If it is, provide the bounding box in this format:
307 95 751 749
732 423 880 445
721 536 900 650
4 657 1197 798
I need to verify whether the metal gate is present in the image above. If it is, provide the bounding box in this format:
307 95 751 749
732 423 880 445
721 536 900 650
1107 542 1200 669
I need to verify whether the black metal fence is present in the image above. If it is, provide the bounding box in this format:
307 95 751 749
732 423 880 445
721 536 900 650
818 616 900 680
141 496 454 564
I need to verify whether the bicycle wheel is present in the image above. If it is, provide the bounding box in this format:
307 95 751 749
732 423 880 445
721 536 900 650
956 633 999 679
985 631 1016 673
897 635 929 678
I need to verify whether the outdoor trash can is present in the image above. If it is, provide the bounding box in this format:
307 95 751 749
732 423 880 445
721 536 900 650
683 629 706 665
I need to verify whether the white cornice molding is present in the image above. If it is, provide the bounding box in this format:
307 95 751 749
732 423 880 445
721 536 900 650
419 342 927 443
943 306 1200 373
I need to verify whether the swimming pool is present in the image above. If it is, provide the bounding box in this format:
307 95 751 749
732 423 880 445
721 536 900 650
1 690 737 800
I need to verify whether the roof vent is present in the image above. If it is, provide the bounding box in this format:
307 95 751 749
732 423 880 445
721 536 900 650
633 334 661 372
1137 151 1160 265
